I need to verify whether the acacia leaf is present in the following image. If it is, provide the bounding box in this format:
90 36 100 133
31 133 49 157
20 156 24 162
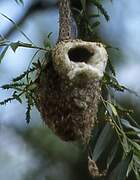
15 0 24 5
109 151 133 180
90 0 110 21
92 123 113 161
13 94 22 104
107 102 118 117
81 0 86 11
121 119 140 133
0 13 33 44
107 142 119 169
0 46 9 63
108 58 116 76
10 42 20 52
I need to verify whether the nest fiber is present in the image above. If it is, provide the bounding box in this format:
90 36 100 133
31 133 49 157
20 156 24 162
36 40 108 143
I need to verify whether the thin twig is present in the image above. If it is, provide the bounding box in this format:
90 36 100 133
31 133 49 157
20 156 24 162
3 1 57 39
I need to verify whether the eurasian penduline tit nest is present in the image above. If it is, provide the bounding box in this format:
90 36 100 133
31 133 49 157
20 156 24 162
36 39 108 143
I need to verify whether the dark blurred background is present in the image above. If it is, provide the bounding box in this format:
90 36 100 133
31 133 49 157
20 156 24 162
0 0 140 179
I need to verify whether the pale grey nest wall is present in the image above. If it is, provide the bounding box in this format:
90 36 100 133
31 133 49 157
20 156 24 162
53 40 108 81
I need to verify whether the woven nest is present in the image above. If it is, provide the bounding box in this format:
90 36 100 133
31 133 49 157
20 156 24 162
36 39 108 143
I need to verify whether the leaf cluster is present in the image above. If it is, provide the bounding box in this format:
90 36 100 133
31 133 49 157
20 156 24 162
0 60 39 123
75 0 110 40
0 29 51 123
88 53 140 179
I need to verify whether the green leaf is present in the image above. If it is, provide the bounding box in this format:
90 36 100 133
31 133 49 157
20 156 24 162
109 151 133 180
89 14 100 18
10 41 33 52
44 32 52 49
133 155 140 169
13 92 22 104
10 42 20 52
108 58 116 76
0 13 33 44
123 87 140 97
121 119 140 134
12 66 36 82
135 170 140 180
129 140 140 157
25 94 34 124
92 21 100 28
107 142 119 169
107 102 118 117
0 46 9 63
1 83 24 90
28 83 37 91
127 114 140 129
114 105 133 116
26 100 32 124
103 73 125 92
0 97 15 105
0 36 8 45
90 0 110 21
81 0 86 11
15 0 24 5
92 124 113 161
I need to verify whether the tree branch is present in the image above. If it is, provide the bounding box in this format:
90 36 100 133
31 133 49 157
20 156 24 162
58 0 72 41
3 0 58 39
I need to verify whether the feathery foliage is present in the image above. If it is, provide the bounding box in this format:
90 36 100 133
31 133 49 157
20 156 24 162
0 17 51 122
0 1 139 179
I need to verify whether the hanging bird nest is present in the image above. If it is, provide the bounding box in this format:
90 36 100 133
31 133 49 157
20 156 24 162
36 39 108 143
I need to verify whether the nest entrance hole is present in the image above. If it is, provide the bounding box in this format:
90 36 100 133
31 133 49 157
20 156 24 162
68 46 94 63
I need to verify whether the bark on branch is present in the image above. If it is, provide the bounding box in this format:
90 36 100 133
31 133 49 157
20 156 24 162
58 0 72 41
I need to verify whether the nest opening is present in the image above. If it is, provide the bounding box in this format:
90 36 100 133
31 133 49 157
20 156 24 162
68 47 94 63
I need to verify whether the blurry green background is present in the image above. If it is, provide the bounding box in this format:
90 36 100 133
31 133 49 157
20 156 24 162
0 0 140 179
